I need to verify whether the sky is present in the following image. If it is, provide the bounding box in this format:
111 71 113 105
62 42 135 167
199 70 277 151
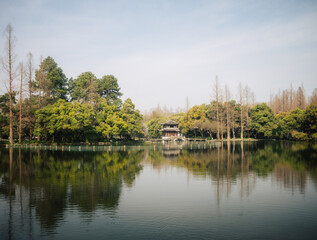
0 0 316 112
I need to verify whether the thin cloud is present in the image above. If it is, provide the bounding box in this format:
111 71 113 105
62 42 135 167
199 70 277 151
0 0 316 110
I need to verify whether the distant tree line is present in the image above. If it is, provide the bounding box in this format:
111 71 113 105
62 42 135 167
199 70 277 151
146 77 317 141
269 84 315 114
0 24 143 143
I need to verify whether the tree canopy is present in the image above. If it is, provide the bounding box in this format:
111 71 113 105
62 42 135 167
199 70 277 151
250 103 278 138
69 73 122 106
34 56 68 105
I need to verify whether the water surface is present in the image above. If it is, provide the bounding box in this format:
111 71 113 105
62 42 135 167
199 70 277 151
1 141 317 239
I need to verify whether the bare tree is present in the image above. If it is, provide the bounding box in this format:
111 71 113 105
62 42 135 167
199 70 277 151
1 24 17 144
270 84 307 114
231 102 236 140
18 62 25 143
219 89 224 140
309 88 317 104
244 86 250 137
296 84 306 110
213 76 220 140
225 85 230 141
26 52 34 140
37 56 43 109
26 52 33 99
238 83 243 141
250 91 256 107
185 96 189 111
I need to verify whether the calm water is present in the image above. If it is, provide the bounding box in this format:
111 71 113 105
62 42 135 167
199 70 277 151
0 141 317 240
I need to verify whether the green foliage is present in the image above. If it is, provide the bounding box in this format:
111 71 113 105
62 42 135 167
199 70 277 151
69 72 98 103
0 113 9 138
97 75 122 105
2 54 316 143
303 104 317 134
179 104 208 137
273 104 317 140
250 103 278 138
35 56 68 104
121 98 144 139
291 131 308 141
34 99 96 142
0 92 17 139
69 72 123 106
35 98 143 142
95 99 125 139
311 133 317 141
147 117 166 138
276 109 305 139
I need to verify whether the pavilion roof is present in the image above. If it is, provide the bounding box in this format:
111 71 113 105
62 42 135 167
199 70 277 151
162 120 178 125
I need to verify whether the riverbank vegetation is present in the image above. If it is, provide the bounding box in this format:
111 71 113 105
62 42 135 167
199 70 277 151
0 24 143 144
1 24 316 143
146 82 317 141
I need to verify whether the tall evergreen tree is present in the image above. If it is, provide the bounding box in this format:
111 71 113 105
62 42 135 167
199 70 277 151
34 56 68 106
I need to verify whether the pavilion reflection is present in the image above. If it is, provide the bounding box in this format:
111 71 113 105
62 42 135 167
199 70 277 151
146 141 317 204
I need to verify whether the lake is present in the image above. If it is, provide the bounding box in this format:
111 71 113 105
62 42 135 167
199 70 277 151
1 141 317 240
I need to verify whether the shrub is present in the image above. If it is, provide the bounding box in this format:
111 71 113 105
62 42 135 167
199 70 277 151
311 133 317 141
291 131 308 141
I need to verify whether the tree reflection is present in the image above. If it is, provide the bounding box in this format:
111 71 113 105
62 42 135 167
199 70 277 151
0 142 316 237
0 149 143 233
147 141 317 200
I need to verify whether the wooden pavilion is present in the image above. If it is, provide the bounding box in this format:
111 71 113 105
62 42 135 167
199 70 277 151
161 120 180 139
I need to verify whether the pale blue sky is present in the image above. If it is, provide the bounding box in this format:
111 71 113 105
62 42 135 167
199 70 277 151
1 0 316 111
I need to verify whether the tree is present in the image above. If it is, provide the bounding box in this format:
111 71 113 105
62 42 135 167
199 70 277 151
219 91 224 139
202 120 217 138
0 93 16 139
302 104 317 135
34 56 68 106
309 88 317 105
243 85 251 137
250 103 277 138
296 85 306 110
225 85 231 140
34 100 96 142
95 98 143 140
26 52 33 99
121 98 143 139
95 100 120 139
97 75 122 106
70 73 123 106
25 52 36 140
186 96 190 111
269 84 307 114
69 72 98 104
147 117 166 138
36 56 43 109
18 62 25 143
179 104 207 137
230 100 239 139
213 76 220 139
276 108 305 139
1 24 17 144
239 83 244 140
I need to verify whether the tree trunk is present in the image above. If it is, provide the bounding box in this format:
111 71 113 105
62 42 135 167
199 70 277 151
215 76 220 140
1 25 16 144
19 63 24 143
225 85 230 141
239 83 243 141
